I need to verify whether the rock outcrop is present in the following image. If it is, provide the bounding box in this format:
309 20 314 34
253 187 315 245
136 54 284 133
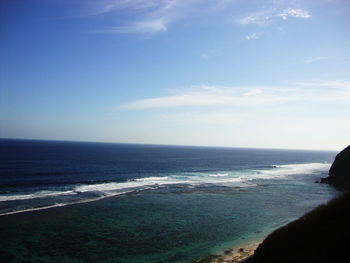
321 145 350 190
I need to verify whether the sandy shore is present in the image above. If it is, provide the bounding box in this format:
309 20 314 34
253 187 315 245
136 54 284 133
192 239 262 263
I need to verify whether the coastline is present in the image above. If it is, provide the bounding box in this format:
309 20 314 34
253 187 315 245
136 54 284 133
193 238 263 263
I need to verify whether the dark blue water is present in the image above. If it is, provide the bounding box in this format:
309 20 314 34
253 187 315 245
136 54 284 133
0 139 340 262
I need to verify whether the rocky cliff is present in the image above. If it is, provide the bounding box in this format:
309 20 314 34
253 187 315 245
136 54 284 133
321 145 350 190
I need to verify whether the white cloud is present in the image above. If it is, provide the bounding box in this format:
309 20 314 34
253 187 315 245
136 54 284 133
245 32 261 40
120 81 350 110
276 8 311 20
70 0 316 38
237 7 311 26
111 81 350 150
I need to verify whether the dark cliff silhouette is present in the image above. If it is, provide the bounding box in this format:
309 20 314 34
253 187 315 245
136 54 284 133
321 145 350 190
249 145 350 263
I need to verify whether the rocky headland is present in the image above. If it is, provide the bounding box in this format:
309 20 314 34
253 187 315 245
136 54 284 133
321 145 350 190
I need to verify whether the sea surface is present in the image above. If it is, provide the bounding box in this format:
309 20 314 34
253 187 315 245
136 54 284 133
0 139 340 262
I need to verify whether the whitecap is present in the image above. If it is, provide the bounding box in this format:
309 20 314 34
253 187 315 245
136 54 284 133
208 173 229 177
253 163 330 179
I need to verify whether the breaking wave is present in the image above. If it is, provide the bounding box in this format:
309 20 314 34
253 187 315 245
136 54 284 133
0 162 330 216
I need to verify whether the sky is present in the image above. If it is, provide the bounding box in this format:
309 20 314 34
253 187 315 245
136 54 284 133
1 0 350 151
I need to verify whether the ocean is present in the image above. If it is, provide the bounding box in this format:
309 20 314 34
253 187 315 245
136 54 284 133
0 139 340 262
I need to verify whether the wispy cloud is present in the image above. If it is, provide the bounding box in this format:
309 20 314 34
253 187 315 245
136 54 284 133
276 8 311 20
84 0 172 16
160 110 246 125
102 18 167 34
288 80 350 88
121 81 350 110
88 0 178 34
115 81 350 150
237 7 311 26
237 10 272 26
303 56 327 63
84 1 312 35
245 32 261 40
76 0 162 17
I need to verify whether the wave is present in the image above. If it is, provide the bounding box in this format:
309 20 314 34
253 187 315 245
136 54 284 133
208 173 229 177
253 163 330 179
0 162 331 216
0 190 77 202
0 196 107 217
134 176 170 182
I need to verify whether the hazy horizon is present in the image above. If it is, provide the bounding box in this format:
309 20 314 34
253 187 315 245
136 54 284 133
1 0 349 151
0 137 341 152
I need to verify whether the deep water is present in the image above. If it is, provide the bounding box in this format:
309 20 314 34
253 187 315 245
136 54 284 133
0 139 340 262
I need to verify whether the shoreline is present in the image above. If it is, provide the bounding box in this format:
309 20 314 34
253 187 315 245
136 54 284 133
193 238 263 263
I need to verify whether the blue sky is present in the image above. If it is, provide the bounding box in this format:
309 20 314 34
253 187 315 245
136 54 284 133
1 0 350 150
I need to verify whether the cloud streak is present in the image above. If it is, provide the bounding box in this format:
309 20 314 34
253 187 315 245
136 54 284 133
88 0 178 34
237 8 311 26
102 19 167 34
84 1 312 35
121 81 350 110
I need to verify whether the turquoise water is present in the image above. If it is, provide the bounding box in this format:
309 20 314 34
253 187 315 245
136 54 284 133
0 140 340 262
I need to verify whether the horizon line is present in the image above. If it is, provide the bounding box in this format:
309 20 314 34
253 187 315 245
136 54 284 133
0 137 340 152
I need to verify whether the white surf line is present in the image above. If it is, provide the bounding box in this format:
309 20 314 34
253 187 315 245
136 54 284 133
0 190 77 202
0 191 132 217
0 163 329 216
